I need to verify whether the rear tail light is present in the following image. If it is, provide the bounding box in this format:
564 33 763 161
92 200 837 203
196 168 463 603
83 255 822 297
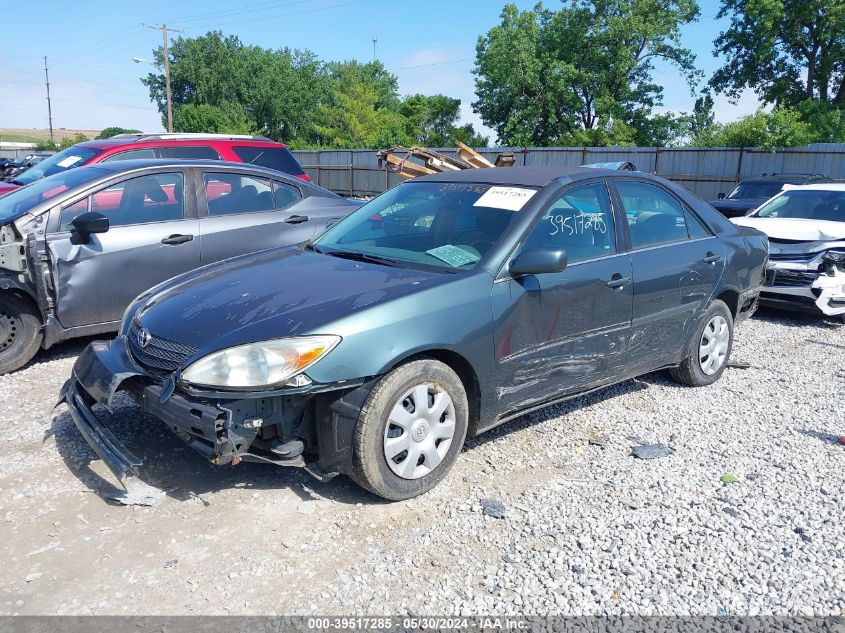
295 173 312 182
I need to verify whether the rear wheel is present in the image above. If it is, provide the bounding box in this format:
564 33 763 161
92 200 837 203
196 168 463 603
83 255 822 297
351 359 468 501
0 294 42 374
670 299 733 387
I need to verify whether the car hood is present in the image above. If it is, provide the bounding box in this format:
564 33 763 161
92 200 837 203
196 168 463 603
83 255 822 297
732 216 845 242
135 247 454 354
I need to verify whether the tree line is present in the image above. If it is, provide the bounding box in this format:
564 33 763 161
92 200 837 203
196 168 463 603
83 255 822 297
139 0 845 148
139 32 487 149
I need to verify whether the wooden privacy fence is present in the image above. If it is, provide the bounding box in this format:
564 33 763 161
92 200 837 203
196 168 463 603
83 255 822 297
291 144 845 200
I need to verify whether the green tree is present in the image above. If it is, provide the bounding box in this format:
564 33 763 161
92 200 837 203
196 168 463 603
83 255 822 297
396 94 488 146
450 123 489 148
315 83 410 148
694 108 813 149
96 127 142 139
36 133 90 151
172 103 253 134
473 1 701 146
399 94 462 146
710 0 845 108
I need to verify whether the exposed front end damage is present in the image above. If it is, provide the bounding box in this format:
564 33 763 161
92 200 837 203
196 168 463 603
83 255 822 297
61 336 374 489
760 240 845 318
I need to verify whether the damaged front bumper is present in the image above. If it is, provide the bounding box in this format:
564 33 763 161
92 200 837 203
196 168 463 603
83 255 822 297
761 257 845 318
61 336 372 489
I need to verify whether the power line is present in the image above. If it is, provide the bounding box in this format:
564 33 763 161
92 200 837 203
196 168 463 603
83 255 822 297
183 0 374 31
166 0 312 27
0 93 154 111
391 58 470 71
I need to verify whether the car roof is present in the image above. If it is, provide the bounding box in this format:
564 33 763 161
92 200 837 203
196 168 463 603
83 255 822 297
67 159 336 197
781 183 845 192
743 174 825 182
77 135 287 150
88 158 289 175
412 166 623 187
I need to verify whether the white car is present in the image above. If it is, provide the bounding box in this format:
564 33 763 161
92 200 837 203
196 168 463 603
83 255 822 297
732 183 845 321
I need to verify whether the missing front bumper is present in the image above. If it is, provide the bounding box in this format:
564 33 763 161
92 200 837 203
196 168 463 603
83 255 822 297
61 337 367 489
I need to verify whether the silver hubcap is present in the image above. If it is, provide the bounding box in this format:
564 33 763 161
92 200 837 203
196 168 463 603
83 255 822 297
699 315 730 375
383 383 456 480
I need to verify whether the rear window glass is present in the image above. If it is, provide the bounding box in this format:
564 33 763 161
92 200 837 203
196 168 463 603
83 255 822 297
160 146 220 160
232 146 304 176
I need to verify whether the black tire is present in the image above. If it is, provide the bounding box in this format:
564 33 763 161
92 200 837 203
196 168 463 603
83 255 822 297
0 293 42 374
351 359 469 501
669 299 734 387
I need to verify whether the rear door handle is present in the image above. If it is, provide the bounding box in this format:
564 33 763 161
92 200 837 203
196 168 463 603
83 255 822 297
285 215 309 225
703 251 721 264
606 274 632 289
161 234 194 245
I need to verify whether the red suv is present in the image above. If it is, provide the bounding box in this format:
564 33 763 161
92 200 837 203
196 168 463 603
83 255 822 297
0 133 310 196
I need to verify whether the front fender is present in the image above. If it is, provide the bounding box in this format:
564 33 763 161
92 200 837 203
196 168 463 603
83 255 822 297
0 274 38 306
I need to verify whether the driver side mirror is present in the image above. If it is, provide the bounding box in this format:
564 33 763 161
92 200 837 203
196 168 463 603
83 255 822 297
70 211 109 244
717 192 726 199
509 249 567 276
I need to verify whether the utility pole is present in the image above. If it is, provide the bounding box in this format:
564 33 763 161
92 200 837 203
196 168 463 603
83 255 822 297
43 56 53 144
372 33 377 62
143 23 184 133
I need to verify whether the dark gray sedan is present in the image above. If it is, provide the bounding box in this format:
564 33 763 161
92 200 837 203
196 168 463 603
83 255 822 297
63 167 768 500
0 160 359 372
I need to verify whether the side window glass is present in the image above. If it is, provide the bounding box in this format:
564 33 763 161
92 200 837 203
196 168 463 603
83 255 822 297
204 173 275 216
100 149 157 163
161 146 220 160
685 209 711 239
618 181 690 249
58 198 89 230
273 181 302 209
521 182 616 264
59 173 185 231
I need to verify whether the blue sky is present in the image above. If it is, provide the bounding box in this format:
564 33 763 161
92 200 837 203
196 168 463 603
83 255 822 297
0 0 761 139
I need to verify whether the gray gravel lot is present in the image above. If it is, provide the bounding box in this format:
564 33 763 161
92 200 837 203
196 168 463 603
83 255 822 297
0 308 843 616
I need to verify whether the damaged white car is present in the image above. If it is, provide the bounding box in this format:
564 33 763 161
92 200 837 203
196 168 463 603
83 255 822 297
732 183 845 321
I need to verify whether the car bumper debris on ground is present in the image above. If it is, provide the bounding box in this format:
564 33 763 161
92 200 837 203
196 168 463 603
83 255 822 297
0 310 843 615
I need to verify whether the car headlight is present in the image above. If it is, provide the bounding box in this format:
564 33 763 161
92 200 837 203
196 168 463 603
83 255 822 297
822 249 845 265
180 335 340 389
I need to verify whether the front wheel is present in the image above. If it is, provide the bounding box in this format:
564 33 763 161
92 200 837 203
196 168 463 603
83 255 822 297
0 293 42 374
351 359 469 501
669 299 733 387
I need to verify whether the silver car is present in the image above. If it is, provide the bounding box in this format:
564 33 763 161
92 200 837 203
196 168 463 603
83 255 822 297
0 159 360 372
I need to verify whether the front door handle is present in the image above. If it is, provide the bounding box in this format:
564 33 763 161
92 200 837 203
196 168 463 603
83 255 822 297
161 234 194 245
703 251 721 264
606 274 632 289
285 215 309 225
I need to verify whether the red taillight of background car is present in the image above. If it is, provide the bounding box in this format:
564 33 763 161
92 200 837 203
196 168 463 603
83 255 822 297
296 173 312 182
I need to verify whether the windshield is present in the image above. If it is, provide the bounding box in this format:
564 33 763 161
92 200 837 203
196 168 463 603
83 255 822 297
0 167 109 223
314 181 534 271
726 181 786 200
13 145 100 185
754 190 845 222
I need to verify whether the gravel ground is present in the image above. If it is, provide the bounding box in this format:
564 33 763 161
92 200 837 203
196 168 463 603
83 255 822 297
0 308 843 616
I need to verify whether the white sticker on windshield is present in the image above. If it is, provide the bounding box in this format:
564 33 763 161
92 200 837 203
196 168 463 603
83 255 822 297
473 186 536 211
57 156 83 168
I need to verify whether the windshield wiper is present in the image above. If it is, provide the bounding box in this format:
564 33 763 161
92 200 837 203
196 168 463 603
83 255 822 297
320 248 401 267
